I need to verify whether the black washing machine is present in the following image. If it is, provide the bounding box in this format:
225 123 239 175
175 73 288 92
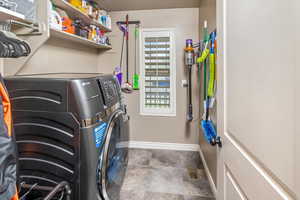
5 73 129 200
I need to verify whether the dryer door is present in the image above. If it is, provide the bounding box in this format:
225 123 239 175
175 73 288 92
100 109 129 200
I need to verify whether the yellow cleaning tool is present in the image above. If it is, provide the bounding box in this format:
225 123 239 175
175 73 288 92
197 48 210 63
208 53 215 97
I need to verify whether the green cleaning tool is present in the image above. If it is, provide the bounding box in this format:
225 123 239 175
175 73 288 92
200 21 222 147
133 24 140 90
208 52 215 97
208 30 216 98
197 48 209 63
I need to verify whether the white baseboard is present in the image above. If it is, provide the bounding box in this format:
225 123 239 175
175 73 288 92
198 146 218 197
127 141 200 151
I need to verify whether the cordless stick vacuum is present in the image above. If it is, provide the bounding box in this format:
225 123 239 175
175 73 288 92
184 39 195 121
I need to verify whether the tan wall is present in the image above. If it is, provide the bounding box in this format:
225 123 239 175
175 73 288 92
98 8 200 144
106 0 200 11
0 59 3 75
5 38 100 75
199 0 217 185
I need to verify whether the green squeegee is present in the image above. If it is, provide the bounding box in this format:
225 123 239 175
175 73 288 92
133 25 140 90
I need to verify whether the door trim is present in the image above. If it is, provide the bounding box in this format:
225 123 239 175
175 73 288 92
225 167 247 200
216 0 226 198
224 131 295 200
199 145 218 197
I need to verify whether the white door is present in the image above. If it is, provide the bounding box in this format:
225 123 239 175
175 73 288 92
216 0 299 199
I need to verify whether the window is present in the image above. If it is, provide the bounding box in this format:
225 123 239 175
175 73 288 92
140 29 176 116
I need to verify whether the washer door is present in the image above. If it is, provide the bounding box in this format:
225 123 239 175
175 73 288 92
99 109 129 200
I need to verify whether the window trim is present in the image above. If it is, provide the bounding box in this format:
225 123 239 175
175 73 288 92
139 28 177 117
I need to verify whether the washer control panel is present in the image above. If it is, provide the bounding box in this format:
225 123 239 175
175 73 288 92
98 77 119 108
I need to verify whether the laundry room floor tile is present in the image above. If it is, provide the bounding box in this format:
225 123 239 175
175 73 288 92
149 149 204 169
128 149 152 166
182 177 214 197
122 165 152 191
120 190 145 200
146 166 185 194
121 149 215 200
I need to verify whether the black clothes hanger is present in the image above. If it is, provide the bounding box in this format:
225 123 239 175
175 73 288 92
0 31 31 58
0 20 32 58
4 31 31 55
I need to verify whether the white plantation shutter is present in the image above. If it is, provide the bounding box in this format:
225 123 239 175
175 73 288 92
140 29 176 116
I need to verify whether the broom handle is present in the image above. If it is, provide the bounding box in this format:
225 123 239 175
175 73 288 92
126 14 129 83
203 21 209 120
134 25 137 74
120 32 125 68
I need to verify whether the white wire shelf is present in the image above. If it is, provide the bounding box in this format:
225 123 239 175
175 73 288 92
0 6 25 22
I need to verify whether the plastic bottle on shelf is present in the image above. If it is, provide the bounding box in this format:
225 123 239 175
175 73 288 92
90 25 96 42
91 8 98 20
88 26 92 40
106 15 111 29
101 15 107 27
49 1 63 31
87 4 93 16
96 27 100 43
82 0 87 8
97 12 102 24
98 10 107 26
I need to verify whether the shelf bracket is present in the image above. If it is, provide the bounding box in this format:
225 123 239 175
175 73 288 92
10 20 44 36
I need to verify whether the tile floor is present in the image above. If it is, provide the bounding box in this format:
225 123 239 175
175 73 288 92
120 149 215 200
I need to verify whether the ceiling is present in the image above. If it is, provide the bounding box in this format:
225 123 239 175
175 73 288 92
99 0 201 11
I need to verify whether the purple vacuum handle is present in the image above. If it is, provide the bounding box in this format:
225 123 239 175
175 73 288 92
116 72 123 85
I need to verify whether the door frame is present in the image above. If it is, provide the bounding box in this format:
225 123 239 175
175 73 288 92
216 0 225 199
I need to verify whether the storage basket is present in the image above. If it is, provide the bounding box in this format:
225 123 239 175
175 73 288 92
9 0 37 22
